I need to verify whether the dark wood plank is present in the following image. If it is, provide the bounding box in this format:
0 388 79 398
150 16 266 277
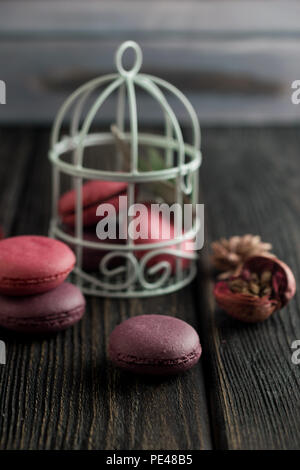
0 127 35 235
0 128 212 450
2 39 300 126
197 127 300 449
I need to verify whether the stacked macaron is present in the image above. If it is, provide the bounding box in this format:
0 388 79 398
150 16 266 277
58 180 128 228
58 180 193 273
0 235 85 333
58 180 128 271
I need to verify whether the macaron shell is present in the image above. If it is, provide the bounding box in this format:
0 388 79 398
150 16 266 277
0 282 85 333
62 191 127 227
59 180 128 227
109 314 201 375
0 236 75 296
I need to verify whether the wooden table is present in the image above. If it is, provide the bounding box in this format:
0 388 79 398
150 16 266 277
0 126 299 450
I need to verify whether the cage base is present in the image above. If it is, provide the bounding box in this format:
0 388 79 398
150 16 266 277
70 264 197 298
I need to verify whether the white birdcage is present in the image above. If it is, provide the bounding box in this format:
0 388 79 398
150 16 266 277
49 41 202 298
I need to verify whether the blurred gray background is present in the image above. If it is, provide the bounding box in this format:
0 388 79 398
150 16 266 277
0 0 300 125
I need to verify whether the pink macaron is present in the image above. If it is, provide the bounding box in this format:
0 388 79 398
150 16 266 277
109 314 201 375
58 180 128 227
0 236 75 296
0 282 85 333
133 203 194 273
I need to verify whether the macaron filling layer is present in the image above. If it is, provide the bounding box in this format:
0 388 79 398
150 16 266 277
0 305 83 329
0 268 72 286
110 344 202 367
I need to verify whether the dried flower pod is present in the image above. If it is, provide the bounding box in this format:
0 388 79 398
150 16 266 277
211 234 273 280
244 256 296 307
214 255 296 323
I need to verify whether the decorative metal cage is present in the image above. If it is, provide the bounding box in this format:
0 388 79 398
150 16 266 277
49 41 202 298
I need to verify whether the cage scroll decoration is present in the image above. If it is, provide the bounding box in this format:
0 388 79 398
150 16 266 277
48 41 202 298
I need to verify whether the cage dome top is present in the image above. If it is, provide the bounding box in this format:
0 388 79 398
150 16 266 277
49 41 202 195
49 41 202 298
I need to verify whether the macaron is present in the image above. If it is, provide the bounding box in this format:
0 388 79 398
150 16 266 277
133 203 194 273
0 236 75 296
109 314 201 375
0 282 85 333
58 180 128 227
65 227 125 272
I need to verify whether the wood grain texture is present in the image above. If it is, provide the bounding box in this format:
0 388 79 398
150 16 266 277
0 127 299 450
0 128 212 450
198 127 300 449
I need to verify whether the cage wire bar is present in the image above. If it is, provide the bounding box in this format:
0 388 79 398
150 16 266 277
49 41 202 297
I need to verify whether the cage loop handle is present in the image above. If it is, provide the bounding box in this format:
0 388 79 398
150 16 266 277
115 41 143 77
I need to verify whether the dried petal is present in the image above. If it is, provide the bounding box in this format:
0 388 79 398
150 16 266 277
261 286 272 296
250 272 259 282
229 279 248 293
249 281 260 295
260 270 272 284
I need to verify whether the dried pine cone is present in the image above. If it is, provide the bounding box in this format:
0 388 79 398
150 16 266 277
211 234 273 279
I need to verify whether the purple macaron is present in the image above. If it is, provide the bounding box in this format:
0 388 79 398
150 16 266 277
108 314 202 375
0 282 85 333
